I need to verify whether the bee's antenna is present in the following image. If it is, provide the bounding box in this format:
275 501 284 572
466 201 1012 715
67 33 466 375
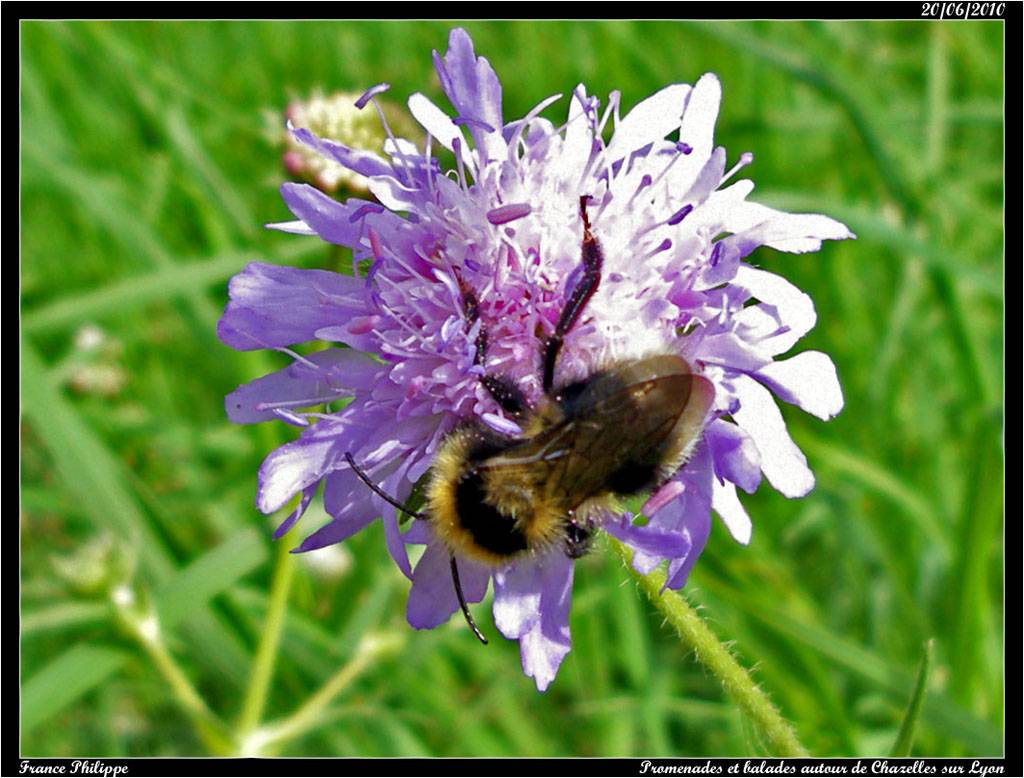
450 556 488 645
344 452 427 521
543 193 604 392
345 452 487 645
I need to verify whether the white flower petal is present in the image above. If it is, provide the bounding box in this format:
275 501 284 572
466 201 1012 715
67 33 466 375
683 145 727 205
698 331 773 372
711 477 752 545
551 86 595 188
367 176 420 212
756 351 844 420
258 434 338 514
727 204 855 255
733 265 817 355
383 137 421 158
670 73 721 192
680 73 720 151
604 83 691 163
265 219 317 235
680 179 754 236
731 374 815 498
407 92 476 176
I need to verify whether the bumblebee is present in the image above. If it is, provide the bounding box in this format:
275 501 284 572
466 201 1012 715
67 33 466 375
348 197 714 643
428 354 714 567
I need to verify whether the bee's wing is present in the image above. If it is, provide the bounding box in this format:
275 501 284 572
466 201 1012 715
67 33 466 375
479 358 714 510
544 369 702 504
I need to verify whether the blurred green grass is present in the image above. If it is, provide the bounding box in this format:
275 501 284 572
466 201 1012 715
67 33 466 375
19 20 1004 757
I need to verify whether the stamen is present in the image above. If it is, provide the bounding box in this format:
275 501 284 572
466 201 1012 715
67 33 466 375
349 202 386 223
370 335 423 360
270 408 310 426
371 236 430 286
452 136 468 190
591 92 621 186
647 142 690 191
302 411 347 422
643 480 686 516
486 203 532 225
721 151 754 184
354 83 412 188
273 346 318 370
481 412 524 437
432 50 454 96
257 395 344 411
367 227 385 261
431 267 463 308
370 285 424 340
507 94 565 161
667 204 693 226
423 132 436 197
572 85 599 122
354 82 391 109
524 247 542 282
454 115 497 134
647 238 673 257
709 242 724 267
597 90 621 138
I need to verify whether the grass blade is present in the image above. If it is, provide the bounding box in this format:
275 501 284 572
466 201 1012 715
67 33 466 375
21 645 128 735
155 527 269 630
798 435 951 560
698 569 1001 754
759 193 1001 296
891 639 934 756
21 338 252 685
21 602 110 637
21 337 173 577
22 241 317 335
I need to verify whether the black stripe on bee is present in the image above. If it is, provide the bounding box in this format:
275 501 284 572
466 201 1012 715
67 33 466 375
454 469 530 556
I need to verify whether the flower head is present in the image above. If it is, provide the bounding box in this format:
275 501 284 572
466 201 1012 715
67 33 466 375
219 28 852 690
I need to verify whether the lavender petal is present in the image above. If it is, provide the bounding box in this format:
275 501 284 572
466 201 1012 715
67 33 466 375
407 542 489 629
226 349 381 424
217 262 367 352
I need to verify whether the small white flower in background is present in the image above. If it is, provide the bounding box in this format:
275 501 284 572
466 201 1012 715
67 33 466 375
280 90 413 194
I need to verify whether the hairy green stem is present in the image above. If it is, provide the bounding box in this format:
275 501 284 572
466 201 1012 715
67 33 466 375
113 589 234 755
237 536 296 735
607 537 809 757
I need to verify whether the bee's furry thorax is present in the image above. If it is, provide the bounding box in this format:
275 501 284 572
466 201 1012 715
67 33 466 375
426 354 714 567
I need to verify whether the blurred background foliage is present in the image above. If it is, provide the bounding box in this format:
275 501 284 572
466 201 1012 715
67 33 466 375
20 20 1003 758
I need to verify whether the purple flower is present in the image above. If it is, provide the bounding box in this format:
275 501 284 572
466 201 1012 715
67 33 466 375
219 28 852 691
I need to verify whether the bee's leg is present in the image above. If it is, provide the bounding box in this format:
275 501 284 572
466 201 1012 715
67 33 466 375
543 195 604 393
450 556 488 645
480 374 527 417
457 272 528 417
563 514 596 559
